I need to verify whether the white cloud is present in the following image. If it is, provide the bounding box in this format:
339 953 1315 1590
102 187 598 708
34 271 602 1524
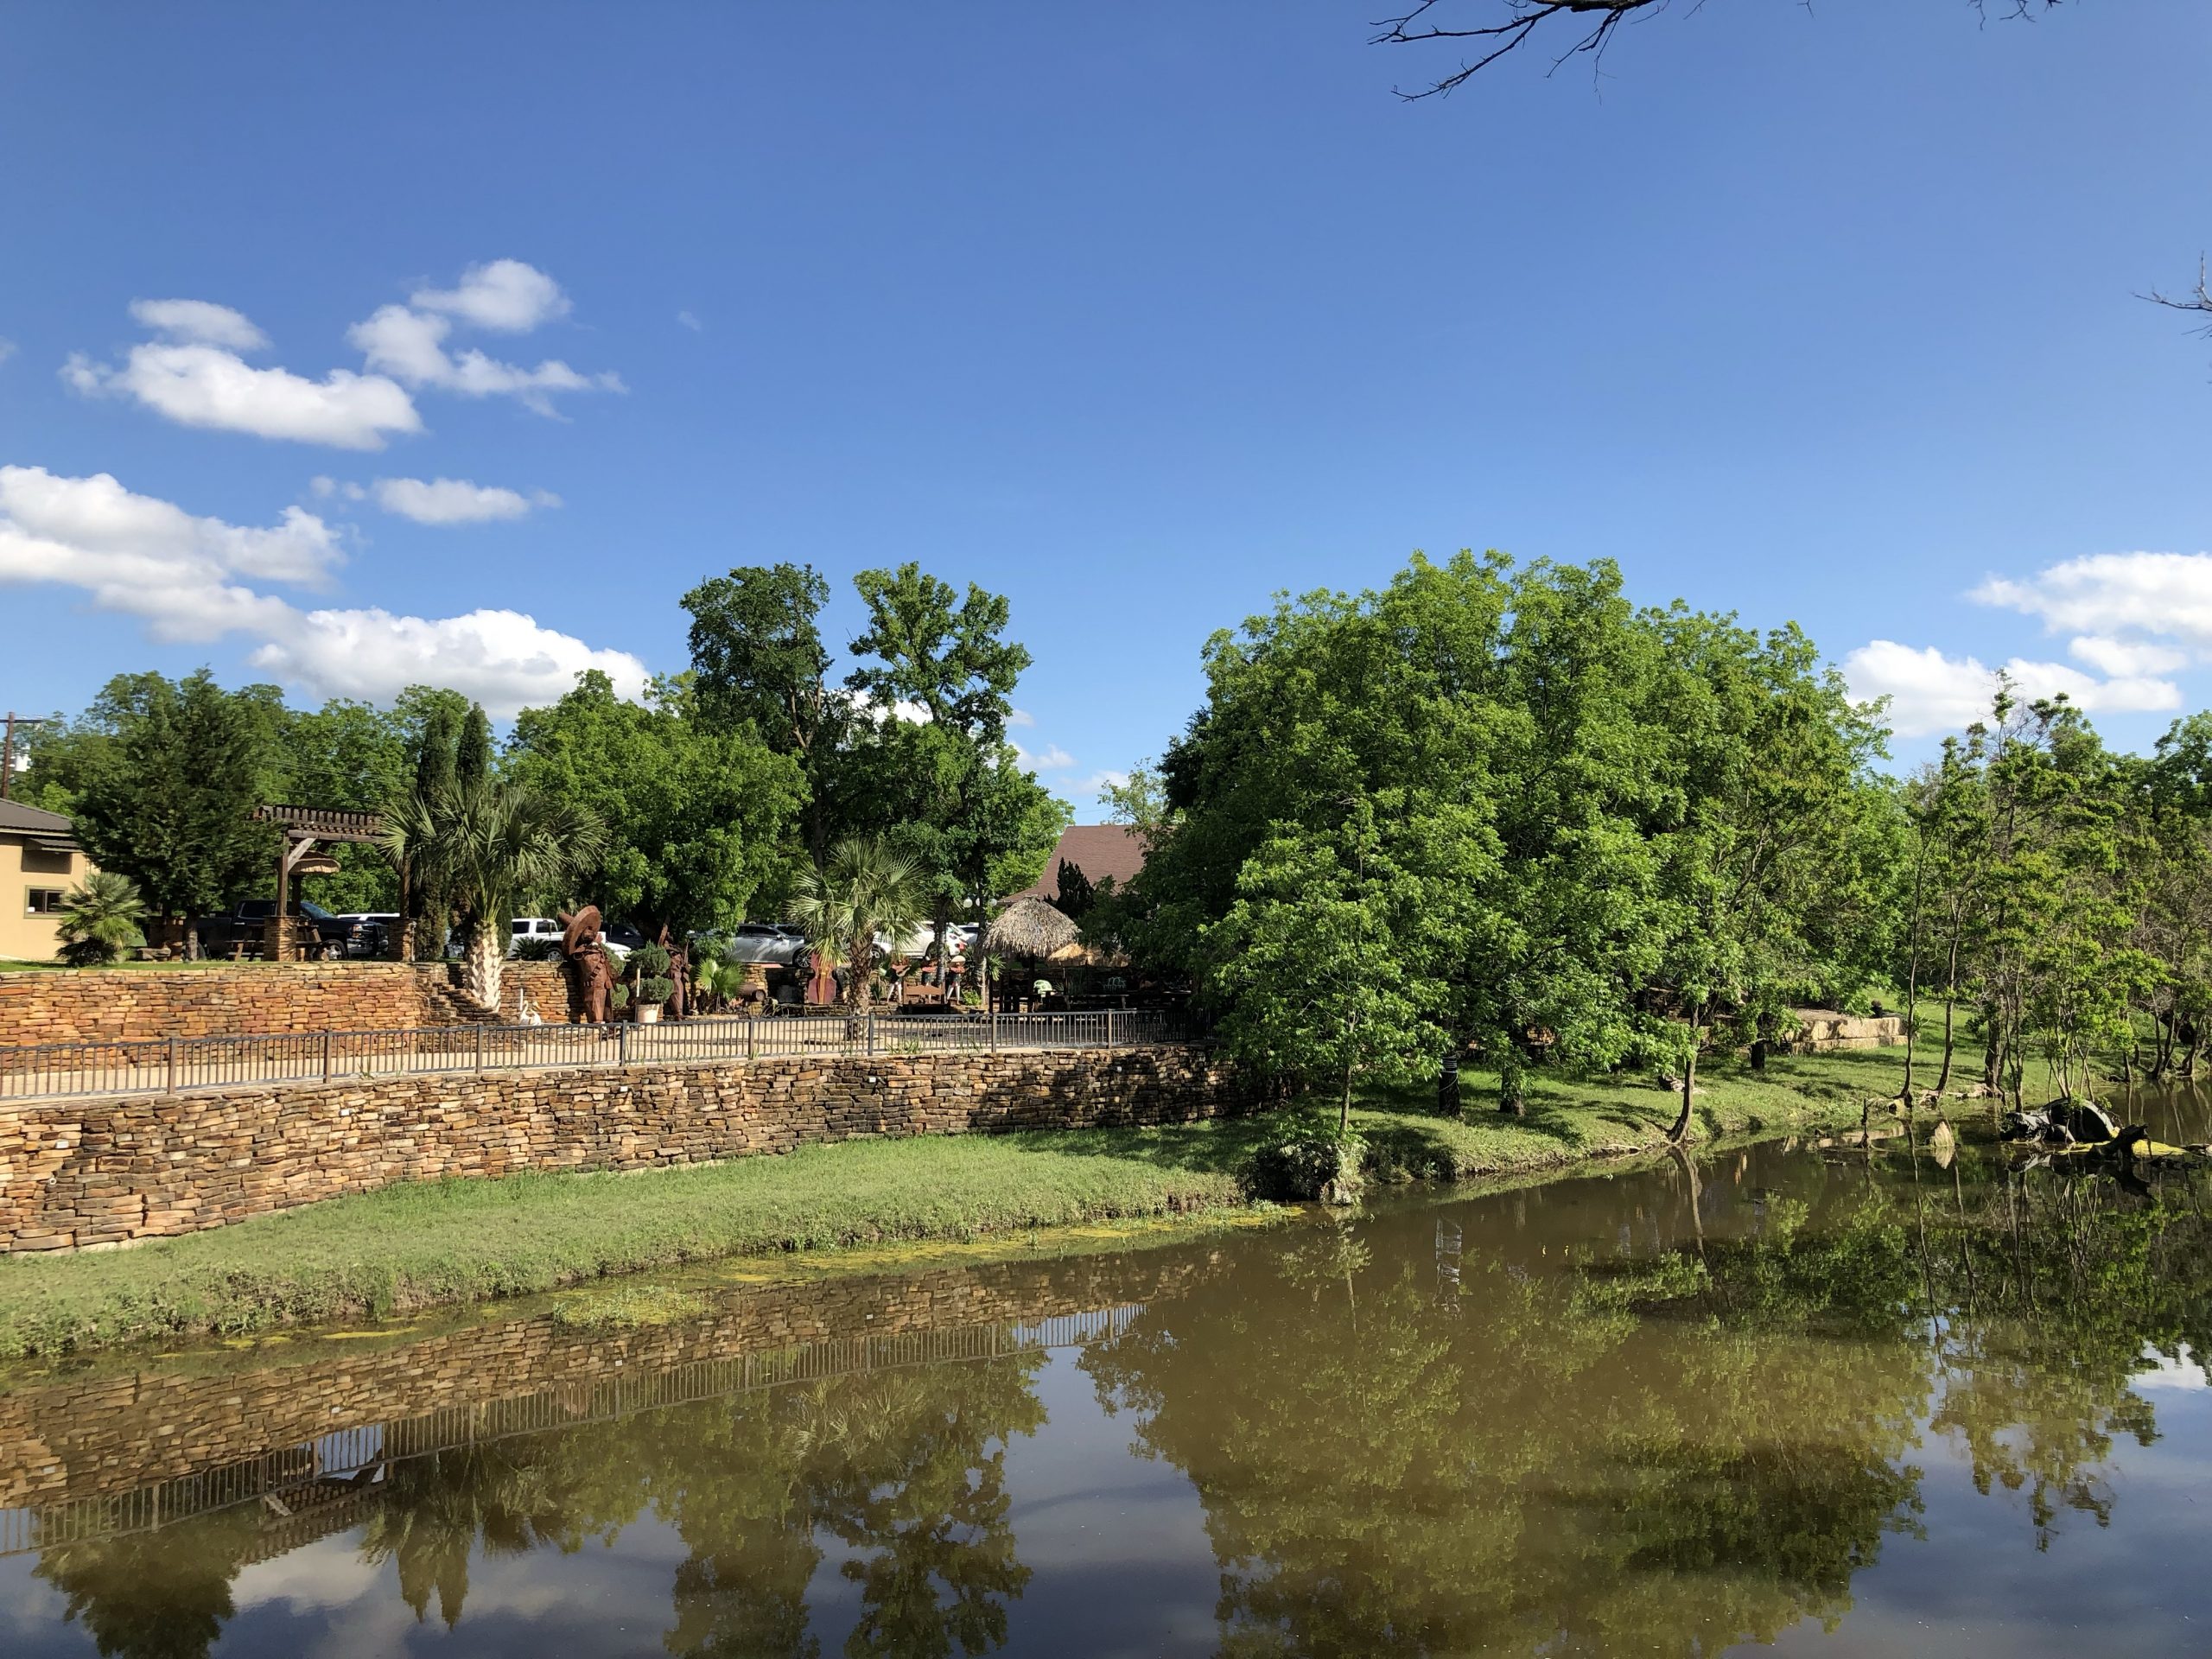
1007 708 1037 728
677 309 702 332
410 258 571 332
1975 551 2212 652
348 260 620 416
0 465 644 715
248 607 645 711
0 338 16 367
1842 639 2180 739
65 302 421 450
1077 768 1130 800
1015 741 1075 771
129 297 270 350
308 475 365 502
2069 634 2190 677
371 476 558 524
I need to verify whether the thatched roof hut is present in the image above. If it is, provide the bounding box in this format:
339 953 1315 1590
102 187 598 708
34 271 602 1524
986 895 1080 961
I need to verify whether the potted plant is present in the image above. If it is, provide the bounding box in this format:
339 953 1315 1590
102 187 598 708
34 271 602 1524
628 943 674 1023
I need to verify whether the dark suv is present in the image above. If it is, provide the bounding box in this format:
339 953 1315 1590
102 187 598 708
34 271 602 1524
193 899 365 958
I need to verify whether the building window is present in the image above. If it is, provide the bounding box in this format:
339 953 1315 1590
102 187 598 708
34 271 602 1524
22 847 73 875
25 888 66 915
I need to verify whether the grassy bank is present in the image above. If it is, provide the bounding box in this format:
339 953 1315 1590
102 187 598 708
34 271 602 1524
0 1042 1913 1357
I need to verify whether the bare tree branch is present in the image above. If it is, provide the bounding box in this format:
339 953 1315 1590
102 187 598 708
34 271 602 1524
2145 257 2212 334
1371 1 2068 99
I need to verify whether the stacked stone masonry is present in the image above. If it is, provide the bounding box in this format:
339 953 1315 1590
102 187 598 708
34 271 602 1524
0 962 577 1048
0 1249 1221 1510
0 1044 1243 1252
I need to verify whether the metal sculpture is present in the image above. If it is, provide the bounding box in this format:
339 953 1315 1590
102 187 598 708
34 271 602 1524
559 906 616 1025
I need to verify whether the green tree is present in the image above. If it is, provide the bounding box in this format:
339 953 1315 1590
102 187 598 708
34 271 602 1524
509 671 805 938
790 836 931 1034
387 696 466 960
381 773 609 1009
1205 806 1441 1129
683 562 854 862
67 670 276 955
267 696 413 912
54 871 148 966
847 563 1030 746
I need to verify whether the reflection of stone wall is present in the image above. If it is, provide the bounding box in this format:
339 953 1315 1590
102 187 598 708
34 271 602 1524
0 1044 1243 1251
0 962 579 1047
1783 1011 1906 1052
0 1248 1219 1509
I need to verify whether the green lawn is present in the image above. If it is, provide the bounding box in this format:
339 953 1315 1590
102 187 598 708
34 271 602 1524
0 1040 1921 1358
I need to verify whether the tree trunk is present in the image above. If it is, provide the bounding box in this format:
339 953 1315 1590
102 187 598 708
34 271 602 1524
465 922 503 1014
1341 1058 1355 1135
1668 1033 1697 1144
1748 1039 1767 1074
1934 929 1961 1095
390 861 413 961
845 941 873 1043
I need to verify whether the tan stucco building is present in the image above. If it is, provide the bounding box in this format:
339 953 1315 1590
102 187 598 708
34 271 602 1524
1 800 95 962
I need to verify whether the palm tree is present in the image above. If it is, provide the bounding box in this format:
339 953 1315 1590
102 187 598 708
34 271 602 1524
380 778 608 1011
790 837 929 1035
54 871 148 967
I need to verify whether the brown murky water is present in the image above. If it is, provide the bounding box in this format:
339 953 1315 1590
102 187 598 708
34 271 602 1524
6 1097 2212 1657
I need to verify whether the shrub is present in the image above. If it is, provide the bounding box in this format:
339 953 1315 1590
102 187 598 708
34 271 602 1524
609 982 631 1013
1245 1114 1367 1205
55 872 148 967
512 936 563 962
638 976 676 1007
629 943 671 977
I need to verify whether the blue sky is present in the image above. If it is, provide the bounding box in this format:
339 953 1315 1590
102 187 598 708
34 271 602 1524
5 1 2212 795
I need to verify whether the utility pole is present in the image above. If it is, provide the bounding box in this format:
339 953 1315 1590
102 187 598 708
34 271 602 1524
0 713 50 802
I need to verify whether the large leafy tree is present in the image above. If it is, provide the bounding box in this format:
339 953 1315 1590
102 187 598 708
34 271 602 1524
65 670 277 953
508 670 805 937
1205 804 1442 1128
683 562 854 862
1137 551 1901 1120
844 564 1063 992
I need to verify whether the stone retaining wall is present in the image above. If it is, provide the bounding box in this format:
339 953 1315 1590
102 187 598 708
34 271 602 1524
0 961 579 1048
0 1247 1222 1510
0 1043 1243 1252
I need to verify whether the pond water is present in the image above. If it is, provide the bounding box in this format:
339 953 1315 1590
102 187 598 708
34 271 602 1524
8 1096 2212 1657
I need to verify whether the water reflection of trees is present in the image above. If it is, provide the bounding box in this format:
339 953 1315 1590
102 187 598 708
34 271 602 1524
30 1150 2212 1659
1078 1149 2212 1656
32 1351 1044 1659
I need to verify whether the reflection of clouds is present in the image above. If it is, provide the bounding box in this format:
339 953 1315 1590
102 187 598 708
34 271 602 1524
2133 1344 2209 1391
234 1533 383 1612
0 1559 67 1638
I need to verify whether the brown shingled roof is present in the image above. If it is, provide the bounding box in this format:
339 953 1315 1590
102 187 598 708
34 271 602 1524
0 798 78 850
1007 824 1147 903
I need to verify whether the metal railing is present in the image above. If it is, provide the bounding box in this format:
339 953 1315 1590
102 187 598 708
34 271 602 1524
0 1010 1178 1102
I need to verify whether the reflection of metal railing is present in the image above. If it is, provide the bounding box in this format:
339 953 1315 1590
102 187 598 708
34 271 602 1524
0 1011 1178 1102
0 1305 1140 1558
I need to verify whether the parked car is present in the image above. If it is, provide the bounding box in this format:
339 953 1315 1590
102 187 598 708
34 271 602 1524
597 920 645 961
193 899 365 958
708 922 805 967
331 912 399 957
510 916 563 957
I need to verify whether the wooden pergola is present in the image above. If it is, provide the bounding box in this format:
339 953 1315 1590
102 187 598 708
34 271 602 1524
251 804 385 960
